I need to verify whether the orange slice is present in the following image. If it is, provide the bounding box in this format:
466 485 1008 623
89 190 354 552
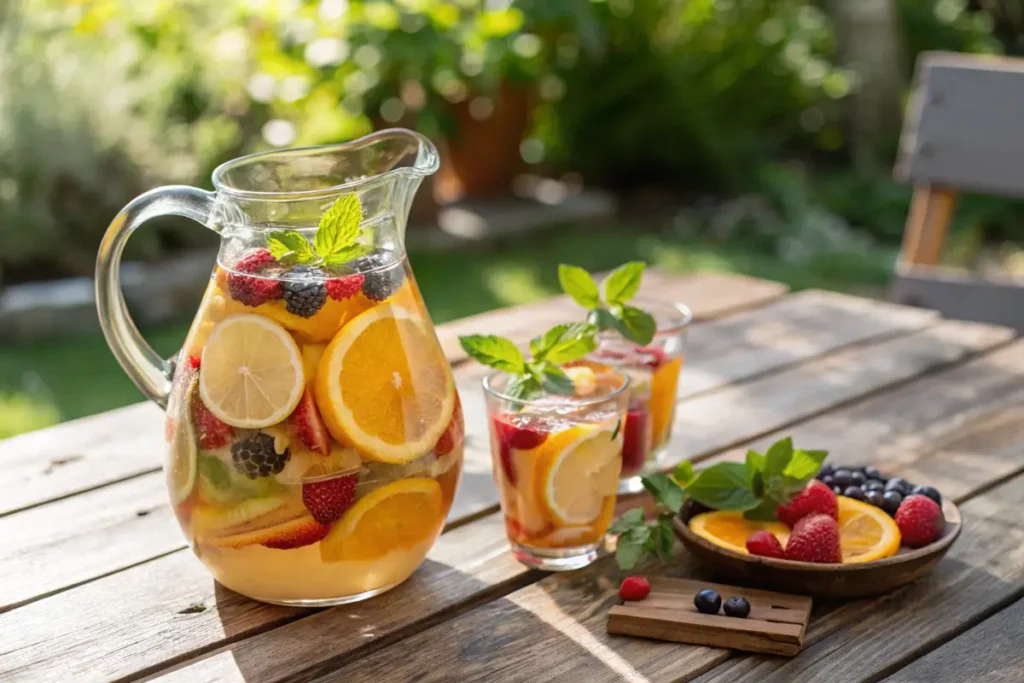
320 477 444 563
837 495 901 563
314 305 455 464
687 511 791 555
650 357 682 446
536 423 623 526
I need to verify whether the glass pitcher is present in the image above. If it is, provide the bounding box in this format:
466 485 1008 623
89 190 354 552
96 130 464 606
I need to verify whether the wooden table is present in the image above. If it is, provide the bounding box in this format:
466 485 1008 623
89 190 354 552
4 272 1024 683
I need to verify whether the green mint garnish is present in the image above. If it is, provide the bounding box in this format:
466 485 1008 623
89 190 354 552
558 261 657 345
459 322 598 401
266 194 371 267
611 436 828 570
197 453 232 491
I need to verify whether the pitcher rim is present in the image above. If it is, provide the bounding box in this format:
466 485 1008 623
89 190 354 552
210 128 440 200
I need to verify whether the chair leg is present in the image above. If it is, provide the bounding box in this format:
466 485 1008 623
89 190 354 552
898 186 958 270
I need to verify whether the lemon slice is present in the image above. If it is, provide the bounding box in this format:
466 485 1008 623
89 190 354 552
168 412 198 504
199 314 305 429
536 423 623 526
837 496 902 563
314 305 455 464
320 477 444 563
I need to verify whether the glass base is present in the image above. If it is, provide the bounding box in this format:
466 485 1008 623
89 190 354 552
512 542 600 571
246 580 402 607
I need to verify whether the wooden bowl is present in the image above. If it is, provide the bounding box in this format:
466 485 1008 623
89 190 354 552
673 499 961 599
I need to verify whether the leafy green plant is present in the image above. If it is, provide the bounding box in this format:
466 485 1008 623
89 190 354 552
559 261 656 344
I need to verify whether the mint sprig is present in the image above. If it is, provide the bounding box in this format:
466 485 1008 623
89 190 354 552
612 437 828 570
266 194 371 267
459 322 599 401
558 262 657 345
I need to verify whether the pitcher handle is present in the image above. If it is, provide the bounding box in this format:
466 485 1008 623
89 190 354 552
96 186 216 409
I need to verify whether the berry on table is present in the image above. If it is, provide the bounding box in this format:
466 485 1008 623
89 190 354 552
282 266 328 318
865 490 885 508
911 485 942 506
832 468 853 488
619 576 651 601
818 464 835 478
864 479 885 491
864 466 885 481
843 486 866 501
302 473 358 525
850 471 866 487
723 596 751 618
885 477 911 495
227 249 283 307
895 495 945 547
821 474 835 487
325 273 365 301
784 513 842 564
776 480 838 528
231 432 291 479
694 589 722 614
746 530 786 559
188 355 202 370
881 491 903 516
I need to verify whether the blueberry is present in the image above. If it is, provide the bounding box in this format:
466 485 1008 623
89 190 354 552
821 474 835 487
882 491 903 516
832 485 843 496
850 471 866 486
833 469 853 488
911 485 942 506
819 464 835 478
885 477 910 495
694 589 722 615
843 486 866 501
864 466 884 481
865 490 885 507
723 596 751 619
864 479 885 491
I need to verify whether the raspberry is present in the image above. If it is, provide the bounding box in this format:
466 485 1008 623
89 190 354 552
618 576 651 601
325 274 365 301
895 494 945 547
188 355 201 370
282 266 327 318
302 474 358 525
776 480 838 528
746 530 785 559
492 414 549 485
784 513 842 564
192 398 234 450
231 432 290 479
227 249 282 307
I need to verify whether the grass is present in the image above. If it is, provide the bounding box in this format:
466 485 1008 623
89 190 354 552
0 223 896 437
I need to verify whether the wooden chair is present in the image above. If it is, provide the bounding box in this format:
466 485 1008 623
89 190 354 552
893 51 1024 331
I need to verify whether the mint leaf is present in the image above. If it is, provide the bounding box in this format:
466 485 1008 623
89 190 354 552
197 454 231 490
611 305 656 345
616 525 650 570
642 472 686 514
587 307 618 331
267 230 316 264
783 449 828 483
650 514 676 561
609 507 645 534
558 264 601 309
601 261 646 304
315 194 362 259
322 243 373 268
744 496 782 522
505 375 542 401
674 461 696 487
764 437 794 479
684 462 760 511
459 335 526 373
540 365 576 395
535 322 598 365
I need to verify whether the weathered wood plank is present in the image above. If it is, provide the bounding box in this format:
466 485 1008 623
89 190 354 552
879 599 1024 683
312 341 1024 683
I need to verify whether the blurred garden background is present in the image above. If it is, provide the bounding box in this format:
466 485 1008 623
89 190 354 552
1 0 1023 437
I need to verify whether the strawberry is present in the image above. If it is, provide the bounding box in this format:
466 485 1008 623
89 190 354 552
188 355 202 370
434 396 463 456
289 388 331 454
895 494 945 547
227 249 282 307
776 480 838 528
746 530 785 559
302 474 358 525
325 274 365 301
619 576 651 601
261 517 331 550
192 398 233 450
492 414 549 486
784 513 842 563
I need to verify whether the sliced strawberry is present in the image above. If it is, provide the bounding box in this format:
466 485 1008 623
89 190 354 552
434 395 464 456
492 414 549 486
261 517 331 549
290 388 331 455
302 473 358 525
192 398 233 450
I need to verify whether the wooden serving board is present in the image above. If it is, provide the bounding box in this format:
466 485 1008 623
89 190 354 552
606 577 813 656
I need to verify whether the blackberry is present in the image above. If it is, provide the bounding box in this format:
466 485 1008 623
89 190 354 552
282 266 328 318
358 251 406 302
723 596 751 619
232 432 290 479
